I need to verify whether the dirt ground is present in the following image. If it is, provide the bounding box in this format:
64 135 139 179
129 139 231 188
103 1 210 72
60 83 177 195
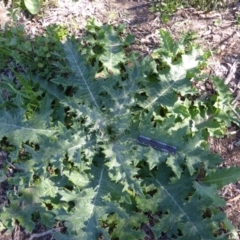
1 0 240 239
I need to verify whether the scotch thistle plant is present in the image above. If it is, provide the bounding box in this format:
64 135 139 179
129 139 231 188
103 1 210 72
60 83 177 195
0 19 239 239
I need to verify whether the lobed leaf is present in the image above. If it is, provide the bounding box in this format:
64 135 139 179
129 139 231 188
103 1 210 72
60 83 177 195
203 167 240 189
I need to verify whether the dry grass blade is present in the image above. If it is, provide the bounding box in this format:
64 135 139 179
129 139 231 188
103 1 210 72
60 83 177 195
29 227 62 240
224 61 238 85
228 104 240 120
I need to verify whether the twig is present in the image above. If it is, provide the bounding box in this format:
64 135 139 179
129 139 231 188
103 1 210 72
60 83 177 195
5 159 17 170
227 194 240 203
232 90 240 105
29 227 62 240
228 129 240 135
224 60 238 85
228 104 240 120
13 224 20 240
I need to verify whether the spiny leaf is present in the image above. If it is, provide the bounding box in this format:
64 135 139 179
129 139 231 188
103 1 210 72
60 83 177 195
56 166 125 239
99 24 126 75
63 39 101 110
103 61 142 133
193 181 225 206
166 154 182 178
109 214 146 240
178 132 223 175
140 48 203 111
203 167 240 189
103 141 143 195
32 75 65 101
144 147 167 170
159 29 177 56
0 181 57 232
148 164 228 240
0 108 56 145
61 99 107 132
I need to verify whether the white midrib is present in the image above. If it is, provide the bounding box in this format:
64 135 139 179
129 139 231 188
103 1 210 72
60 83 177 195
67 42 100 110
156 180 204 240
145 81 175 109
85 167 104 232
1 123 55 133
116 79 135 116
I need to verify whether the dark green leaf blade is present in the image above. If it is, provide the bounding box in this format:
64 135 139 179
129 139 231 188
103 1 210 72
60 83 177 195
148 164 229 240
203 167 240 189
63 39 102 109
193 181 225 206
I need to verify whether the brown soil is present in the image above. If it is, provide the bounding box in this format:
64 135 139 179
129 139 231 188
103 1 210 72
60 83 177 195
0 0 240 239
